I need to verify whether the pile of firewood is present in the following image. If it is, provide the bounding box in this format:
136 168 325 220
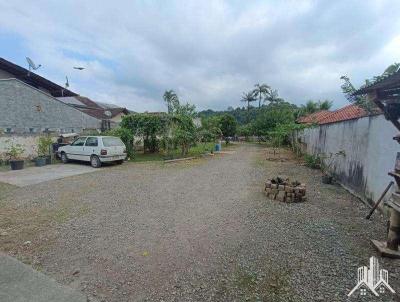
264 177 306 203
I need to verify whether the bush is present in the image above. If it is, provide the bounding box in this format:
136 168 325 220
304 154 321 169
104 127 134 158
37 135 53 157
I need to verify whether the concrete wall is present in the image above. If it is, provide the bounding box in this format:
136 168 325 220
0 79 101 133
296 115 399 206
0 134 57 159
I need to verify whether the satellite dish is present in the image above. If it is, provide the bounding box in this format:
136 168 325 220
104 110 112 117
26 57 42 71
73 66 85 70
65 76 69 88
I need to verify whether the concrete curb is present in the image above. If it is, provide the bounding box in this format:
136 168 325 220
0 254 91 302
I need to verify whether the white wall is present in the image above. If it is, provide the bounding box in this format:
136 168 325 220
296 115 399 206
0 135 56 160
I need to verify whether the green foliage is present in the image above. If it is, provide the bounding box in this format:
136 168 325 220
198 115 222 145
37 135 53 157
338 62 400 113
304 154 322 169
237 124 252 140
340 75 375 112
163 90 179 114
268 122 307 147
218 114 237 138
241 91 257 122
6 141 25 160
104 127 134 158
253 83 271 108
121 113 168 153
252 102 297 137
297 100 333 117
171 113 198 155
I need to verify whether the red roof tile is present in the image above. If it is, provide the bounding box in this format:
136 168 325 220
318 104 368 125
297 110 332 124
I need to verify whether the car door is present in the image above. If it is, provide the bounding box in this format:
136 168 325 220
68 137 87 160
83 137 99 160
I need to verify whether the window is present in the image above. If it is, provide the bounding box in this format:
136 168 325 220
29 128 35 133
85 137 98 147
6 128 12 133
102 137 124 147
71 137 87 146
379 286 385 293
360 288 366 296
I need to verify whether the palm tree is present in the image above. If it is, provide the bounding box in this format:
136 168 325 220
163 90 179 114
318 100 333 111
241 91 256 122
253 83 271 109
265 89 285 104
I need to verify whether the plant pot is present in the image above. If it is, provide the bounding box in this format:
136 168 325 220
10 160 24 170
322 174 333 184
45 155 52 165
35 157 47 167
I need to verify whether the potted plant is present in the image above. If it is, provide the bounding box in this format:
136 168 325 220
6 142 25 170
320 150 345 184
36 135 53 166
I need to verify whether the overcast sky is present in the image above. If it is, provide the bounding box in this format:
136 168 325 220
1 1 399 112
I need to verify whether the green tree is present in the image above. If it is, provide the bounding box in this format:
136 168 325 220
163 90 179 114
121 113 168 153
252 102 296 137
171 114 198 155
253 83 271 109
318 100 333 110
218 114 237 141
340 76 375 112
240 92 256 122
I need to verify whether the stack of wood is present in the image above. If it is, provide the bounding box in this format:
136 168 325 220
264 177 306 203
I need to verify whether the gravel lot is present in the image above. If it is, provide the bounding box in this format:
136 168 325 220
0 144 399 301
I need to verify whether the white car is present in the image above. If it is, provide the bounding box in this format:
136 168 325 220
58 136 127 168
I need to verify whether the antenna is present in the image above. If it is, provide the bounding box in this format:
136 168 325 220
26 57 42 71
65 76 69 88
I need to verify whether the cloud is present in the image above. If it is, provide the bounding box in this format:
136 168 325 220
0 0 399 111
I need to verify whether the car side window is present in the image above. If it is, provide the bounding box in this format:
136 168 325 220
71 137 87 146
85 137 98 147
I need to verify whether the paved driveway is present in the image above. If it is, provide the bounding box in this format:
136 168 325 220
0 164 98 187
0 145 398 301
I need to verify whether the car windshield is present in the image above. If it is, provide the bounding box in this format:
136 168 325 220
102 137 124 147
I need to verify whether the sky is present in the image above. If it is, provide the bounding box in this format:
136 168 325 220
0 0 399 112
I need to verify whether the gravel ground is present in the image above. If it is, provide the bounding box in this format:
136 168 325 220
1 144 399 301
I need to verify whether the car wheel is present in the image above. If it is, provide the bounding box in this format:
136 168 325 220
116 160 124 165
90 155 101 168
61 152 68 164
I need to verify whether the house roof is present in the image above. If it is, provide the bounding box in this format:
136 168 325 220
297 110 332 124
354 69 400 95
0 57 77 97
57 96 129 120
80 107 129 120
318 104 368 125
298 104 381 126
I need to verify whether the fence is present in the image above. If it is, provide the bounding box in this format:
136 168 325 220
295 114 398 207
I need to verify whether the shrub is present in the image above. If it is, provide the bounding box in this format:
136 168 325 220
304 154 321 169
37 136 53 157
